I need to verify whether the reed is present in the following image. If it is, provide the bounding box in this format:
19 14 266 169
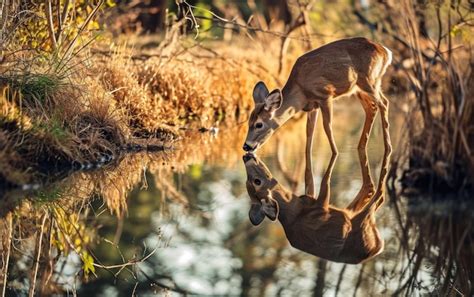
383 0 474 198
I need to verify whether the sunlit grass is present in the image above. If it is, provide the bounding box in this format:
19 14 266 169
0 38 280 187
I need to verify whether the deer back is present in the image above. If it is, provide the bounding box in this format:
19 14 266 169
279 197 353 262
284 37 391 100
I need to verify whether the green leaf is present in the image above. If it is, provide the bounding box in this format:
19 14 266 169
82 252 96 275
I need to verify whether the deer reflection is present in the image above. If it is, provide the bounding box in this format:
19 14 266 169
243 149 390 264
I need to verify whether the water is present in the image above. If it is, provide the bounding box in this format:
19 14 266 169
1 101 472 296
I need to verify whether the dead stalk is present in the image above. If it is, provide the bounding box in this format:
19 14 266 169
45 0 57 50
28 212 47 297
1 213 13 297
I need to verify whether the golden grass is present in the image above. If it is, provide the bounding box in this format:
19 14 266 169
0 38 282 187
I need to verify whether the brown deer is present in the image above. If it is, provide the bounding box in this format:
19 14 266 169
243 37 393 197
242 146 390 264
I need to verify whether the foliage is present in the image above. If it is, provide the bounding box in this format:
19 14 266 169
12 0 115 54
51 205 96 276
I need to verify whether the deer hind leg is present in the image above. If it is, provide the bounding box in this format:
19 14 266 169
378 91 393 157
357 79 392 157
354 81 392 210
320 100 338 155
347 93 378 212
305 109 319 197
356 140 392 217
374 91 392 210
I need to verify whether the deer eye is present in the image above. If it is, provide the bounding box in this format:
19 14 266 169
255 122 263 129
254 178 262 186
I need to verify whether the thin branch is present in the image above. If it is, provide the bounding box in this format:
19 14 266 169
334 264 347 297
138 267 195 296
195 14 333 41
92 244 158 270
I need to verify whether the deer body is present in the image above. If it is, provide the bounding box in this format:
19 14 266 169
244 37 392 197
273 191 383 264
281 37 391 110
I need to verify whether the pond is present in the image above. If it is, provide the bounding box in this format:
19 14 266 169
1 100 472 296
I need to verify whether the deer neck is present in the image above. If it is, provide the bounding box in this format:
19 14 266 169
270 185 302 226
273 84 305 126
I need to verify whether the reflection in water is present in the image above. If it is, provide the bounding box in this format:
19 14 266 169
243 148 388 264
0 102 472 295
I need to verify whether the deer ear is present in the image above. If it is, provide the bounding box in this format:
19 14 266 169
264 89 282 112
253 81 269 104
249 204 265 226
261 198 279 221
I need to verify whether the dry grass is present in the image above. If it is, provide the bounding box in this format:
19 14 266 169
0 37 281 187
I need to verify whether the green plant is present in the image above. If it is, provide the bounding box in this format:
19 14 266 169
18 74 62 103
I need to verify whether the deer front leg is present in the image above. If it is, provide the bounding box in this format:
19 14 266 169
358 135 392 214
320 101 338 155
316 153 337 209
305 109 319 197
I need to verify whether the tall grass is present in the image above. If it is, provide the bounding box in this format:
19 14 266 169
379 0 474 198
375 0 474 294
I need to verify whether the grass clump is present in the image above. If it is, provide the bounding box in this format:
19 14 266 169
17 74 62 103
0 70 125 185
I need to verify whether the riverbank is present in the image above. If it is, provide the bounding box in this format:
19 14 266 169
0 38 280 188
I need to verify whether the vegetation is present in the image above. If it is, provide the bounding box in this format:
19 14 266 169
0 1 279 187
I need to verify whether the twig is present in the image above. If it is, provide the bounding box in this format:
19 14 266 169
138 267 194 296
352 263 365 297
92 245 158 270
278 0 315 74
60 0 104 61
57 0 70 43
194 15 331 40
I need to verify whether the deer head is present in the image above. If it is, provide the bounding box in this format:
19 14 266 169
242 153 280 225
243 81 283 152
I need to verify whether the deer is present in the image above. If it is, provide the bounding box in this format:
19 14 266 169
242 37 393 198
242 140 391 264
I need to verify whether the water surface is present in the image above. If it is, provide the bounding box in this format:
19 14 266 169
2 101 472 296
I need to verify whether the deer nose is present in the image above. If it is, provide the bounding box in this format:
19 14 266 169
243 143 253 151
243 153 255 163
